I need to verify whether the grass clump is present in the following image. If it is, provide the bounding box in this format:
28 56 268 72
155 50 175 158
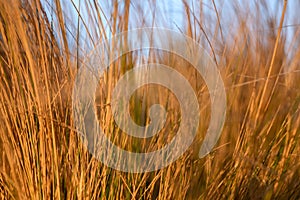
0 0 299 199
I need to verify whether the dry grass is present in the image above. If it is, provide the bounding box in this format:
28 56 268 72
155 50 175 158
0 0 299 199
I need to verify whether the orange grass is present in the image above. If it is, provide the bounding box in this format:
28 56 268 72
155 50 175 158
0 0 299 199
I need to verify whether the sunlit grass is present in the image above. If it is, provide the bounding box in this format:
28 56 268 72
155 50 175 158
0 0 299 199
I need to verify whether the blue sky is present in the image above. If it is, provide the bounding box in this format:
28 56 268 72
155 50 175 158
42 0 299 57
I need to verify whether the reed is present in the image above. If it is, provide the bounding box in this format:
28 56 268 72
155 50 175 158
0 0 299 199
